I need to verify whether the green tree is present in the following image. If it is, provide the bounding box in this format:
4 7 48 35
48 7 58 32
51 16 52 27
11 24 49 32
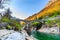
3 8 11 19
32 22 42 30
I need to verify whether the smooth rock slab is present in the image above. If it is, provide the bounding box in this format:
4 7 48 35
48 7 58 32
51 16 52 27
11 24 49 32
0 29 14 37
5 32 25 40
0 29 25 40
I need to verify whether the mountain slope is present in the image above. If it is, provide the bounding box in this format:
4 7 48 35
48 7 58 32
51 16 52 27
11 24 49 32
25 0 60 21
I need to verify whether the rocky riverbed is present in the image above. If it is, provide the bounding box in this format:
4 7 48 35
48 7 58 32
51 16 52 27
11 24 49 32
0 27 59 40
38 27 59 34
0 29 36 40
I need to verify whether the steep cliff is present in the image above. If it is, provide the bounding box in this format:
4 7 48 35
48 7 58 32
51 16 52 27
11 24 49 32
25 0 60 21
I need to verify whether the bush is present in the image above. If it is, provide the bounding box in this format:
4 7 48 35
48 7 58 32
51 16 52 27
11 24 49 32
32 22 42 30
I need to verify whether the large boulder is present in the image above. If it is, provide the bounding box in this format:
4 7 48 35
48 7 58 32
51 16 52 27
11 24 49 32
0 22 8 29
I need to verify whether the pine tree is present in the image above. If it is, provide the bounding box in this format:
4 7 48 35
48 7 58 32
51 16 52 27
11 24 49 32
3 8 11 19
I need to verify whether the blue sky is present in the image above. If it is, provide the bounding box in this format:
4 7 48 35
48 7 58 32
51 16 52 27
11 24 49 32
10 0 49 19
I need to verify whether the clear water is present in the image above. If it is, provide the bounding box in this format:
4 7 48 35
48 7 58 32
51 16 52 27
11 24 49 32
32 31 60 40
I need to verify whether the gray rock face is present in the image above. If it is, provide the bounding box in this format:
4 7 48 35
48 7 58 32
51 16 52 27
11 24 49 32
0 13 2 20
0 22 8 28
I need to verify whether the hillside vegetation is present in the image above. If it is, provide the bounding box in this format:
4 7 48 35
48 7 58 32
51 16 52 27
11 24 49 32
26 0 60 21
0 9 22 31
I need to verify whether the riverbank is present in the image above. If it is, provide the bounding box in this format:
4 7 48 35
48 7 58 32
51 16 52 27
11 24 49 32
0 29 35 40
0 27 60 40
21 30 37 40
0 29 15 37
38 27 59 34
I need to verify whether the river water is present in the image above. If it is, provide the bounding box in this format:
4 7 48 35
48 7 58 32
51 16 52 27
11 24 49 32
32 31 60 40
1 30 60 40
